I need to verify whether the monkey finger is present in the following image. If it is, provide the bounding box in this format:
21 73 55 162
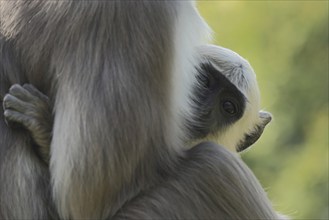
4 109 36 132
4 109 26 128
3 93 33 114
23 84 50 103
2 109 24 129
8 84 37 102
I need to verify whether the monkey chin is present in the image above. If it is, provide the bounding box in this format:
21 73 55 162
186 110 273 154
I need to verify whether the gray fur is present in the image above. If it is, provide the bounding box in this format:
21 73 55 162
0 1 286 219
1 1 179 219
115 142 280 219
0 33 58 220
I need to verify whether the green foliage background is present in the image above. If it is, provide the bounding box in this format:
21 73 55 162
198 1 328 219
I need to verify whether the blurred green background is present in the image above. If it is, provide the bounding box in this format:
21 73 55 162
198 1 328 219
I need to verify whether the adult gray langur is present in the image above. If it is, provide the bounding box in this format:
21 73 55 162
0 1 286 219
3 44 286 219
1 1 208 219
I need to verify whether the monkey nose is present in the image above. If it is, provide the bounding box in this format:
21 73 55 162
259 111 272 126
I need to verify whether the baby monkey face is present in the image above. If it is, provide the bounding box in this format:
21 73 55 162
188 45 272 152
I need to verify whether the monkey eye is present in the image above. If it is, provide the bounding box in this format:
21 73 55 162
222 100 237 115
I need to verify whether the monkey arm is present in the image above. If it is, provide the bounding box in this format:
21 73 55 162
3 84 52 164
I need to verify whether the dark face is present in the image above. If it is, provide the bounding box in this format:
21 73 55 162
187 62 247 141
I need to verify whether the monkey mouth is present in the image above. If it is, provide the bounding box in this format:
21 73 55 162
236 125 266 152
236 111 272 152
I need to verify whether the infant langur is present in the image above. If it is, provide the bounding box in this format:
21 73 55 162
3 45 272 163
187 45 272 152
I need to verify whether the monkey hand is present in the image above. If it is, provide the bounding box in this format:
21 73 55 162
3 84 53 164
